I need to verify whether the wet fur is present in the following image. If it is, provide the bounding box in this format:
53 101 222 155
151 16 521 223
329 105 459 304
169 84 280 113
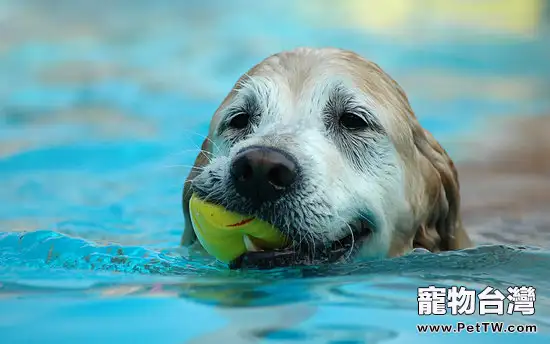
181 47 472 261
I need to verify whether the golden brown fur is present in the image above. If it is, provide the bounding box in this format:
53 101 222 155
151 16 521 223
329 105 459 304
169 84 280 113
181 47 472 259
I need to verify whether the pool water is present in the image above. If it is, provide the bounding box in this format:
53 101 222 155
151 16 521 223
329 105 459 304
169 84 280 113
1 1 550 343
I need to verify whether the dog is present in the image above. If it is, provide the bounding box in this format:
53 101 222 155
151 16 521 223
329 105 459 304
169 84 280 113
181 47 472 268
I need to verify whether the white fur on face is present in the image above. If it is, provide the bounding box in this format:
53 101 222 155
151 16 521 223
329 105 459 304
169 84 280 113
198 49 412 259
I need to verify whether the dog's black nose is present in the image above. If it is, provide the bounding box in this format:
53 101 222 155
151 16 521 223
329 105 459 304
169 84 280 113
230 146 298 204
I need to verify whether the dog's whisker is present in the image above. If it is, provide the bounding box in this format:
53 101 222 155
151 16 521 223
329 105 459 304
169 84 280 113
311 232 317 262
344 222 355 261
165 148 215 158
157 164 206 171
178 138 214 165
200 189 220 206
180 129 222 159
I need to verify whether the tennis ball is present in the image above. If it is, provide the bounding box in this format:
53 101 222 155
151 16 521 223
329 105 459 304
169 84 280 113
188 193 288 263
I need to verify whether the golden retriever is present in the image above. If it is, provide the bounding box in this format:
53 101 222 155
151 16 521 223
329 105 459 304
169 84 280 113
181 47 472 268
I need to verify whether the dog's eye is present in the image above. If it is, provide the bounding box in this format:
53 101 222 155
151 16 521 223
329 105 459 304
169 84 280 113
228 112 250 129
339 112 368 130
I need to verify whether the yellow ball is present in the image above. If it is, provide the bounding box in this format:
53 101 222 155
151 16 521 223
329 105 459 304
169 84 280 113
188 193 288 263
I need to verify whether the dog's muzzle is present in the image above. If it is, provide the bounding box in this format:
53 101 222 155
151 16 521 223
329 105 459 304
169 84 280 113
230 145 299 205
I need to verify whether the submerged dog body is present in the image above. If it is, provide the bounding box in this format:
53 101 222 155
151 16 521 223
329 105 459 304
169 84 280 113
182 47 471 265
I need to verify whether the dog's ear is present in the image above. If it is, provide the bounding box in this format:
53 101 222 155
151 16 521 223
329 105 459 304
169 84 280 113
411 125 472 252
378 69 472 253
181 138 212 246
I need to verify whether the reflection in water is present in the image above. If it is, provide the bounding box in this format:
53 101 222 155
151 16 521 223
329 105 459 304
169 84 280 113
1 229 550 341
254 324 398 344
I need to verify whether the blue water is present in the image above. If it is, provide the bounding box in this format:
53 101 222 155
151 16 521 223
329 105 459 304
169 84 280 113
1 1 550 342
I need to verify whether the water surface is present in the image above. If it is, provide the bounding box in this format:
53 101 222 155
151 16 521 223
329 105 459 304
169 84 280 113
1 1 550 343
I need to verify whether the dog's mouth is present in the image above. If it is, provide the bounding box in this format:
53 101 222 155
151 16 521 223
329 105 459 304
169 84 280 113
190 183 375 269
228 218 373 270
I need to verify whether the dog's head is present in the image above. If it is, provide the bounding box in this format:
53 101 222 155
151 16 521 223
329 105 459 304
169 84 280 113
182 48 471 265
